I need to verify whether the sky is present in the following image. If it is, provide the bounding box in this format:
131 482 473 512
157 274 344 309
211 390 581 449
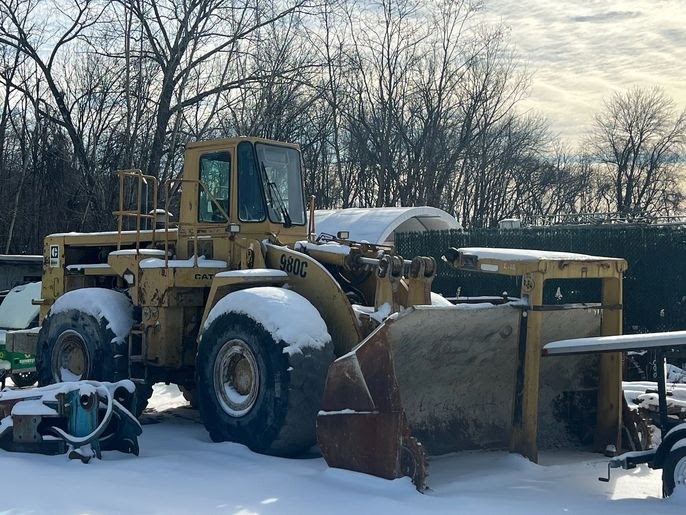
482 0 686 146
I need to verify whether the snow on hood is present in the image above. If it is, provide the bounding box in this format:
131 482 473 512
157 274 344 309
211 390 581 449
204 287 331 355
50 288 134 343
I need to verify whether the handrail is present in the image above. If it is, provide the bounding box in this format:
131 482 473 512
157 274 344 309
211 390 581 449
113 169 158 252
113 170 230 267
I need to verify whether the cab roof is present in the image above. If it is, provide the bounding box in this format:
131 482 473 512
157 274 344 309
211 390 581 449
185 136 300 151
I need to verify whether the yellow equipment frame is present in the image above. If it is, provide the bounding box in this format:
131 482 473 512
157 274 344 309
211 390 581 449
449 248 627 462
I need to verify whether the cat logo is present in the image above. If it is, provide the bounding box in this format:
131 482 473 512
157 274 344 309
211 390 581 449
194 273 213 280
49 244 60 267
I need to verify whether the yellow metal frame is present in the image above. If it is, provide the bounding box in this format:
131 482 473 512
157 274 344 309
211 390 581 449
450 249 627 462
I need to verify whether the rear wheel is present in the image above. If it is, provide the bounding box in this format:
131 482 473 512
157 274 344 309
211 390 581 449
37 309 124 385
663 444 686 497
196 298 333 457
36 289 150 416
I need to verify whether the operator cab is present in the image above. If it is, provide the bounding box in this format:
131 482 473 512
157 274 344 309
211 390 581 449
178 137 307 246
237 141 305 227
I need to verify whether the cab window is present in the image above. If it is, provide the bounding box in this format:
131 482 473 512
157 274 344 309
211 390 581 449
255 143 305 225
237 141 266 222
198 151 230 222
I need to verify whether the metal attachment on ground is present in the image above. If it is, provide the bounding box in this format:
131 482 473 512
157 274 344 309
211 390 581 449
0 380 142 459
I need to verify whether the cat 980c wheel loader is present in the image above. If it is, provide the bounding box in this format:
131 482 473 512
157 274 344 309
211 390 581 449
4 136 629 489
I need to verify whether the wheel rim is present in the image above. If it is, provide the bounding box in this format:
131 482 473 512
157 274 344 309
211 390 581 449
674 455 686 489
214 339 260 417
52 330 90 382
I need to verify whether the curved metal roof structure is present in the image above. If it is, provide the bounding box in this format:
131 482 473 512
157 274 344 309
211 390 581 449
313 207 461 245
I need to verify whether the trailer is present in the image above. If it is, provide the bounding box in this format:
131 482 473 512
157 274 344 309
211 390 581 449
544 331 686 497
0 281 40 387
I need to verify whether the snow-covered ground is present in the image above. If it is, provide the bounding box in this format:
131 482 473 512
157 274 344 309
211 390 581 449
3 383 684 514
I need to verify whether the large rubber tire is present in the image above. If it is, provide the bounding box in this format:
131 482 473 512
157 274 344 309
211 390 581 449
662 444 686 497
36 307 128 386
196 311 334 457
36 293 154 417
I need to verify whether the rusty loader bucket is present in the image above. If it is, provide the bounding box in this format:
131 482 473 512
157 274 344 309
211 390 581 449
316 248 627 490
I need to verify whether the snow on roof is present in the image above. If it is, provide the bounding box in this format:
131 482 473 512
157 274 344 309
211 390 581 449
0 255 42 264
312 207 461 244
459 247 615 262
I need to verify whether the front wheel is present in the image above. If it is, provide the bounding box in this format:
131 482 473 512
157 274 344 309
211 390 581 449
663 444 686 497
196 288 334 457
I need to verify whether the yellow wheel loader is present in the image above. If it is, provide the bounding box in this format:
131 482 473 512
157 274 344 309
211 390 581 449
4 136 629 488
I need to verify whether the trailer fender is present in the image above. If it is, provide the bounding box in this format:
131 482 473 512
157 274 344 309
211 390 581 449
654 422 686 468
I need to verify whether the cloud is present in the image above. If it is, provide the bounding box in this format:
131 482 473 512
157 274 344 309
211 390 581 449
570 11 641 23
481 0 686 146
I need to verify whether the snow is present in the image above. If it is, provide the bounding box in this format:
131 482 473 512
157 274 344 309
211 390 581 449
11 399 58 416
352 296 500 326
2 382 682 513
313 207 460 244
668 365 686 383
352 303 393 324
51 229 174 238
0 380 135 402
623 380 686 413
317 409 375 416
60 367 82 382
203 287 331 355
216 269 288 278
459 247 615 262
139 256 227 268
109 249 166 256
0 281 41 330
430 292 453 306
66 263 112 271
544 331 686 355
49 288 133 343
295 240 351 256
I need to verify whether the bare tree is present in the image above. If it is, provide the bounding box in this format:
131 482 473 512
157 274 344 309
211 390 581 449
590 86 686 217
0 0 104 177
117 0 315 179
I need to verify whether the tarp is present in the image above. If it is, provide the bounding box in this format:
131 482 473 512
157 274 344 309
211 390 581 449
0 282 41 330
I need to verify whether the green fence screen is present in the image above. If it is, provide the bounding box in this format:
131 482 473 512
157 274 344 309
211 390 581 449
396 225 686 335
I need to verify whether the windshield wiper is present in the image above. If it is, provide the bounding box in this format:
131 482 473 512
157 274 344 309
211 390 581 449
268 181 292 228
261 163 292 228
